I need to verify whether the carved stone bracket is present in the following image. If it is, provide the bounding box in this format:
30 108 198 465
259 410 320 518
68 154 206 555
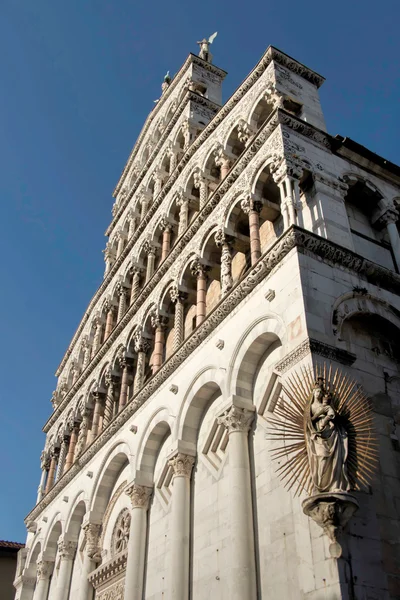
302 492 359 558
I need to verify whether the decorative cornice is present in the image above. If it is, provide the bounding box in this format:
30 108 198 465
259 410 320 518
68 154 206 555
269 46 325 88
88 550 127 589
29 226 400 521
274 338 357 373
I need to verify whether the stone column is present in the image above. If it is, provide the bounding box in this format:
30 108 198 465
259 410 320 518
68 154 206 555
53 539 77 600
64 424 79 472
144 242 156 283
133 335 150 394
168 148 177 172
177 195 189 236
284 176 297 226
140 195 150 221
127 211 137 238
82 339 91 370
103 242 115 277
74 409 92 459
241 195 262 266
44 449 59 494
104 303 115 340
33 559 53 600
160 217 172 262
55 436 69 482
193 170 209 209
170 287 187 351
117 352 131 412
215 229 233 296
191 258 209 326
88 391 105 443
37 453 50 502
78 523 101 600
129 266 141 305
215 149 231 180
103 368 116 427
182 120 193 151
378 209 400 270
151 313 168 374
123 483 153 600
154 171 163 197
278 182 289 230
217 405 257 600
116 233 126 257
168 453 195 600
91 316 103 357
117 284 127 322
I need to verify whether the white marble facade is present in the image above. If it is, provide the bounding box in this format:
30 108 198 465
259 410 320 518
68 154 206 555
15 45 400 600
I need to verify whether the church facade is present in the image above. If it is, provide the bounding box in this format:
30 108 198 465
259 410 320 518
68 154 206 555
15 43 400 600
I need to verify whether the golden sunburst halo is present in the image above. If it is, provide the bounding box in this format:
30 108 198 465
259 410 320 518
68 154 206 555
267 363 379 496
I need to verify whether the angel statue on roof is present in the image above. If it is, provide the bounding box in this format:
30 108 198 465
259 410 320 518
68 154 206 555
197 32 218 63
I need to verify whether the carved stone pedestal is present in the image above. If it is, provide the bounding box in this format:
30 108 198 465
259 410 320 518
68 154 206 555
302 492 359 558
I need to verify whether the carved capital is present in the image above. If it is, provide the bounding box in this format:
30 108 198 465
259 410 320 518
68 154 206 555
214 228 233 248
134 333 150 354
214 146 231 169
375 208 399 228
159 215 172 232
36 560 53 581
151 312 169 331
217 406 254 434
190 257 210 278
125 483 153 509
116 282 128 297
82 523 101 560
169 285 188 304
40 451 50 470
193 168 207 189
240 195 262 215
176 191 190 208
143 240 156 257
168 453 195 478
57 539 77 560
237 119 255 144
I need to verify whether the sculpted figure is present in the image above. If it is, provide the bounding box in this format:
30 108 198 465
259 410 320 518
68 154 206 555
306 380 350 494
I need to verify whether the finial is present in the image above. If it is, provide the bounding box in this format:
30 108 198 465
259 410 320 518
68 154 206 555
196 32 218 63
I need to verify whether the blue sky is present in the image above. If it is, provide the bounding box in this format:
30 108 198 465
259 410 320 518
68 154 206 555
0 0 399 542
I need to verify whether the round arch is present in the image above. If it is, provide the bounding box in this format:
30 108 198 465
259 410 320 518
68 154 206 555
177 366 226 445
65 492 88 540
90 441 133 521
135 407 174 477
332 293 400 338
227 315 286 401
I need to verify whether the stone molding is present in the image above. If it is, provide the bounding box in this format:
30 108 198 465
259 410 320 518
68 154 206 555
55 45 327 379
88 550 127 589
274 338 357 373
27 225 400 522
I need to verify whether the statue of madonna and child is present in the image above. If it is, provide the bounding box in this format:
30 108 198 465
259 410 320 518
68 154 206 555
306 377 350 494
268 366 377 556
